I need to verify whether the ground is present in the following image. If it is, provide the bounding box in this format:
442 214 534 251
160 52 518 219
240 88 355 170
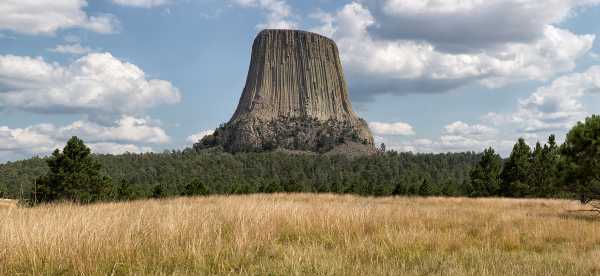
0 199 17 209
1 194 599 275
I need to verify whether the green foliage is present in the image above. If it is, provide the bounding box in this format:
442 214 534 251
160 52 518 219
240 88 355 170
528 136 561 197
562 115 600 199
469 147 503 197
12 115 600 202
112 179 143 201
34 137 111 204
501 138 532 197
152 185 166 199
0 150 480 200
183 179 210 196
418 179 433 196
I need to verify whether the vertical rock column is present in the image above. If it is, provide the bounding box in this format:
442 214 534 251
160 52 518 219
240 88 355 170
208 29 374 152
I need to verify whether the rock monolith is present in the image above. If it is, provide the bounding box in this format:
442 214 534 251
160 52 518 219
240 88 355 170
196 29 374 153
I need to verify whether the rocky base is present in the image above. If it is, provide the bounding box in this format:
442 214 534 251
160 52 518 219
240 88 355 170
194 116 373 153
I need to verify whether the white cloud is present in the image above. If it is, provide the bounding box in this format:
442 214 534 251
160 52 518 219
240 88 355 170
112 0 172 8
48 43 93 55
0 125 59 155
186 130 215 143
310 2 595 99
369 121 415 135
365 0 575 50
88 143 152 155
55 116 171 144
0 116 168 162
444 121 497 137
232 0 297 29
0 52 181 117
382 121 513 155
0 0 119 35
489 66 600 133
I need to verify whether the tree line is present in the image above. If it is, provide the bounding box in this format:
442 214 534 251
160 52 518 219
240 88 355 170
0 140 480 203
471 115 600 201
1 115 600 205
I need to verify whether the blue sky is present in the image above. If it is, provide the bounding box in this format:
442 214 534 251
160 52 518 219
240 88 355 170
1 0 600 162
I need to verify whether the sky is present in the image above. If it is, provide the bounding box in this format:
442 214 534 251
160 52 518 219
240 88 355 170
1 0 600 162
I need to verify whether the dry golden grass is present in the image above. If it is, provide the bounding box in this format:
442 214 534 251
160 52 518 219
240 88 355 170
0 199 17 209
1 194 599 275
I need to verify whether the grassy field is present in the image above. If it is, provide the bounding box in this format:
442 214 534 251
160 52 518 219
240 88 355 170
0 199 17 209
1 194 599 275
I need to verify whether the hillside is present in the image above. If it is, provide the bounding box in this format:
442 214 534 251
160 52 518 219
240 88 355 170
1 194 598 275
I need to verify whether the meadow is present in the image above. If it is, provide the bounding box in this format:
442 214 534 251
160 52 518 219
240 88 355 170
1 194 599 275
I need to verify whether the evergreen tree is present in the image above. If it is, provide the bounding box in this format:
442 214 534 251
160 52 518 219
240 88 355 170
470 147 502 196
561 115 600 200
35 136 111 204
501 138 532 197
528 142 545 196
541 135 561 196
113 179 137 201
152 184 166 198
418 179 433 196
529 135 561 197
183 179 210 196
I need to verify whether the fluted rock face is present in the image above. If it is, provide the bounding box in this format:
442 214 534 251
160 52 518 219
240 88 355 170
199 29 374 153
233 29 358 122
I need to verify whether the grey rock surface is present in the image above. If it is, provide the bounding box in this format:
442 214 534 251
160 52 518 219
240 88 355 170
198 29 374 153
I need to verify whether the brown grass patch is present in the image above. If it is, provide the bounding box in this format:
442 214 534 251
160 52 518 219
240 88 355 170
0 194 598 275
0 199 17 209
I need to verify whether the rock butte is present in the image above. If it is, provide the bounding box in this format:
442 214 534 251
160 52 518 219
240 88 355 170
198 29 374 153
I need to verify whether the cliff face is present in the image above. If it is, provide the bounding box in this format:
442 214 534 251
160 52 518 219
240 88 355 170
232 29 358 122
199 29 374 153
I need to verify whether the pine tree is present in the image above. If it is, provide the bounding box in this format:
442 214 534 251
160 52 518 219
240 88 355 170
562 115 600 200
501 138 532 197
183 179 210 196
528 142 545 196
418 179 433 196
470 147 502 196
152 184 166 198
35 136 112 204
540 135 560 196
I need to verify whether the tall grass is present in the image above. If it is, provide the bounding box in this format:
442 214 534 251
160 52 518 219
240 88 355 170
1 194 599 275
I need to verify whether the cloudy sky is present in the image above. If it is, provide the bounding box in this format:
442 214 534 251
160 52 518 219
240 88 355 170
1 0 600 162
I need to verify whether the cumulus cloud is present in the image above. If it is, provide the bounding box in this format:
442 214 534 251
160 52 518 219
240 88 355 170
309 1 595 100
48 43 93 55
232 0 297 29
0 125 59 156
444 121 497 137
89 143 152 155
186 130 215 143
0 0 119 35
382 121 512 155
55 116 171 144
487 66 600 133
112 0 172 8
364 0 574 51
0 116 168 162
369 121 415 135
0 53 181 117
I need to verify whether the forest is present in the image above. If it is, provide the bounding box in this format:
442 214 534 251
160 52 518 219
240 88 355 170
0 146 480 201
1 115 600 204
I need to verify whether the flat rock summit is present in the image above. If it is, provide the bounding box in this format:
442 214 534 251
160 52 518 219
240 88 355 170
196 29 374 153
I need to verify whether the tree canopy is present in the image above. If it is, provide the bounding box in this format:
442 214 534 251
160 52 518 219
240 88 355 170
34 136 111 204
562 115 600 200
